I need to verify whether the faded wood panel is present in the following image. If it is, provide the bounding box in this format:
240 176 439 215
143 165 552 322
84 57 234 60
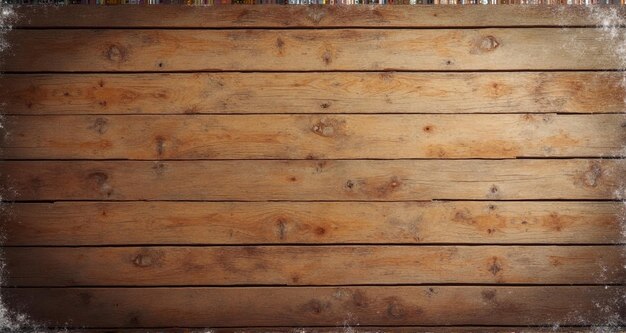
3 114 625 159
2 72 623 115
3 201 622 245
14 6 623 28
1 159 622 201
3 28 624 72
4 246 624 286
2 287 623 326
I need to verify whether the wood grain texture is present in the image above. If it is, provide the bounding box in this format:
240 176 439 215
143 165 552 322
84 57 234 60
4 246 624 286
3 201 622 246
3 28 624 72
3 114 624 159
12 6 625 28
36 328 623 333
3 287 623 327
2 72 623 115
1 159 623 201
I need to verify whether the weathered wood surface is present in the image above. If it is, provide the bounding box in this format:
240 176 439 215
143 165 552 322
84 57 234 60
4 28 624 72
3 202 621 245
1 159 622 201
4 246 623 286
2 72 623 115
3 6 625 330
3 114 624 159
13 6 624 28
2 287 623 327
36 328 622 333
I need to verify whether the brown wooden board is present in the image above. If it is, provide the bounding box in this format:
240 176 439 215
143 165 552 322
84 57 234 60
2 114 624 159
3 201 621 246
31 328 624 333
3 246 624 286
1 159 623 201
2 72 623 115
12 6 626 28
2 287 623 327
3 28 624 72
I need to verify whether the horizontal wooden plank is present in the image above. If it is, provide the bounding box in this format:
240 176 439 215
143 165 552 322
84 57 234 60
2 114 624 159
3 201 622 245
3 28 623 72
35 327 621 333
1 159 623 201
14 6 624 28
3 287 623 326
2 72 623 115
4 246 623 286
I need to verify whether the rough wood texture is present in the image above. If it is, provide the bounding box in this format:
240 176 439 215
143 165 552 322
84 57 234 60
1 159 623 201
3 6 625 330
3 28 624 72
12 6 625 28
2 114 624 159
3 201 621 245
3 287 623 327
4 246 623 286
36 328 622 333
2 72 623 115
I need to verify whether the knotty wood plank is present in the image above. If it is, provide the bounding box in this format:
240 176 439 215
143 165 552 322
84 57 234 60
14 6 624 28
3 28 623 72
3 202 621 245
2 114 624 159
4 246 623 286
2 72 623 115
2 287 622 326
1 159 622 201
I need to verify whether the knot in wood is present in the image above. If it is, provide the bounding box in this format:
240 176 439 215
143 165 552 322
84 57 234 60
132 254 154 267
105 44 127 63
471 35 500 54
305 7 326 24
582 162 602 187
88 117 109 134
479 35 500 51
312 121 335 137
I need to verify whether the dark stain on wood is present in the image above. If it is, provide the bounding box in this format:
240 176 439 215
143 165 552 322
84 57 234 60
301 299 330 315
351 289 368 308
155 136 166 157
276 218 287 241
488 257 502 276
385 296 406 319
152 162 166 176
482 289 497 302
87 171 113 197
88 117 109 134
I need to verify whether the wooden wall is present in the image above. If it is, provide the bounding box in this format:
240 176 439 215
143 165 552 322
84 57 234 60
0 5 625 331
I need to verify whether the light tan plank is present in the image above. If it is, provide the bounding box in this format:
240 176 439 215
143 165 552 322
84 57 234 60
2 287 623 326
13 6 624 28
0 159 623 201
2 114 624 159
2 202 622 245
4 246 624 286
3 28 623 72
2 73 623 115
